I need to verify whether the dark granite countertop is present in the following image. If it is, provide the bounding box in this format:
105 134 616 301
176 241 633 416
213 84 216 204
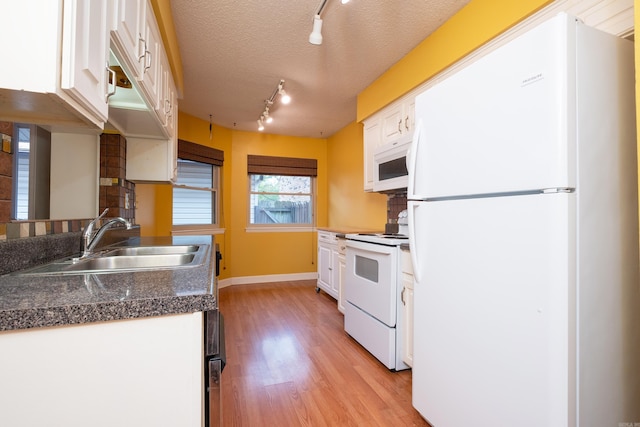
0 236 217 332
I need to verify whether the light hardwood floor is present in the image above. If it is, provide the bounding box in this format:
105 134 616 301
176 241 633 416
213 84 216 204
219 280 430 426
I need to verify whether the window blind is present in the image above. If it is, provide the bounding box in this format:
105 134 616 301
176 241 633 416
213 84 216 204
178 139 224 166
247 155 317 177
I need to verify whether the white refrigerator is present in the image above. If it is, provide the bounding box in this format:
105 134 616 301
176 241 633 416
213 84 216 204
408 13 640 427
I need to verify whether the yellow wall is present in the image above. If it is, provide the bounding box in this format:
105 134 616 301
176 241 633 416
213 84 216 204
136 112 329 280
357 0 553 120
228 131 327 278
326 122 387 228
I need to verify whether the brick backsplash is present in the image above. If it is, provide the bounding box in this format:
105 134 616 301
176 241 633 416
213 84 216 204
387 193 407 223
100 133 135 221
0 121 13 223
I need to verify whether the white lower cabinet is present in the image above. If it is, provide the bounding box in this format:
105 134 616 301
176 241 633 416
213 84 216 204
336 238 347 313
401 248 414 367
317 231 347 312
0 313 203 427
317 231 338 299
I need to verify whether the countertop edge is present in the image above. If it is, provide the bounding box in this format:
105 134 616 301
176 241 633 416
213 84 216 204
0 236 217 332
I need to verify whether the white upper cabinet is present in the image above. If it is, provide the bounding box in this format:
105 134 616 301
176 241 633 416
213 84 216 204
0 0 110 131
61 0 110 123
363 117 381 192
362 93 415 192
138 6 163 111
109 0 178 142
111 0 146 80
381 96 415 145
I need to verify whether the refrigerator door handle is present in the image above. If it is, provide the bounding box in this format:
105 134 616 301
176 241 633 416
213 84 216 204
408 201 421 283
407 119 425 200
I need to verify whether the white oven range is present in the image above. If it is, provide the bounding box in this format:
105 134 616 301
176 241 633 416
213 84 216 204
344 233 410 371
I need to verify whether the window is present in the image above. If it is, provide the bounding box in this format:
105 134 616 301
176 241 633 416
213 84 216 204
247 155 317 228
12 123 50 220
172 159 219 225
14 125 30 220
249 174 313 225
172 139 224 228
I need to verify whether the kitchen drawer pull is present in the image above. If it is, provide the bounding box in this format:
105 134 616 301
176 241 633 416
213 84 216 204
138 35 146 61
144 50 152 72
106 64 116 100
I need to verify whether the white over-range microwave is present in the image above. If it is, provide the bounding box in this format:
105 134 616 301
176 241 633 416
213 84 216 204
373 134 412 192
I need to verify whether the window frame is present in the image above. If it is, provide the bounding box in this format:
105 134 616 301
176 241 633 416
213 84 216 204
171 140 224 235
246 173 316 233
172 159 220 230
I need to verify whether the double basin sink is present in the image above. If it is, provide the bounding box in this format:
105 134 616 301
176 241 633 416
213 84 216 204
15 244 208 276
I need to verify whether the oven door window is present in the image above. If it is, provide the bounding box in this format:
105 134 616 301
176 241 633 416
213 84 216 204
355 255 379 283
378 156 408 181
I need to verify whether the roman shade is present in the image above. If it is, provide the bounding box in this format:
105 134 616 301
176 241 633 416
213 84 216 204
247 155 317 177
178 139 224 166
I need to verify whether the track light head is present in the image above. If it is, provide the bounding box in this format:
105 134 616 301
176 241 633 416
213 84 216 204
264 108 273 123
257 119 264 131
309 15 323 45
279 89 291 104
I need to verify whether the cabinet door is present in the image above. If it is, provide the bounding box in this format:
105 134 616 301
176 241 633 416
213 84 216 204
337 253 346 314
112 0 145 78
382 103 404 142
139 5 162 111
317 243 332 294
156 53 175 133
126 137 174 183
363 118 381 191
330 247 340 298
60 0 109 122
403 98 415 135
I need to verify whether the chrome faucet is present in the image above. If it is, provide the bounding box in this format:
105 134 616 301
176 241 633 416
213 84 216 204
81 208 132 258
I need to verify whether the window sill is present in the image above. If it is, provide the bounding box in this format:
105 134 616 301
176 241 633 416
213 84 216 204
171 226 225 236
246 226 315 233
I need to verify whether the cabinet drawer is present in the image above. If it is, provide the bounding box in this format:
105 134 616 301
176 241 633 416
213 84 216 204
318 231 338 244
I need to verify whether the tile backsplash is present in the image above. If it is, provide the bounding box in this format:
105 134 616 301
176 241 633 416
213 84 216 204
0 218 93 241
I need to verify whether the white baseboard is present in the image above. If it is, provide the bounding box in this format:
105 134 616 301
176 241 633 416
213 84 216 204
217 272 317 288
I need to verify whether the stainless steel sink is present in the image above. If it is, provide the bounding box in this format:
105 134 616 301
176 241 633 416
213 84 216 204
14 244 207 276
103 245 200 257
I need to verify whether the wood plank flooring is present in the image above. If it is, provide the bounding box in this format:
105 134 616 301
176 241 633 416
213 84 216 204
219 280 430 426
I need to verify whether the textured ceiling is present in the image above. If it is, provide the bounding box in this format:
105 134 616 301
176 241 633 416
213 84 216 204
171 0 470 138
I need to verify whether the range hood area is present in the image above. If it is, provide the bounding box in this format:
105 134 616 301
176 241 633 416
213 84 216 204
105 51 166 139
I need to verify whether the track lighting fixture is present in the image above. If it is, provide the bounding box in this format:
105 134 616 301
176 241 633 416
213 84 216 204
256 79 291 131
309 0 350 46
309 14 323 45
